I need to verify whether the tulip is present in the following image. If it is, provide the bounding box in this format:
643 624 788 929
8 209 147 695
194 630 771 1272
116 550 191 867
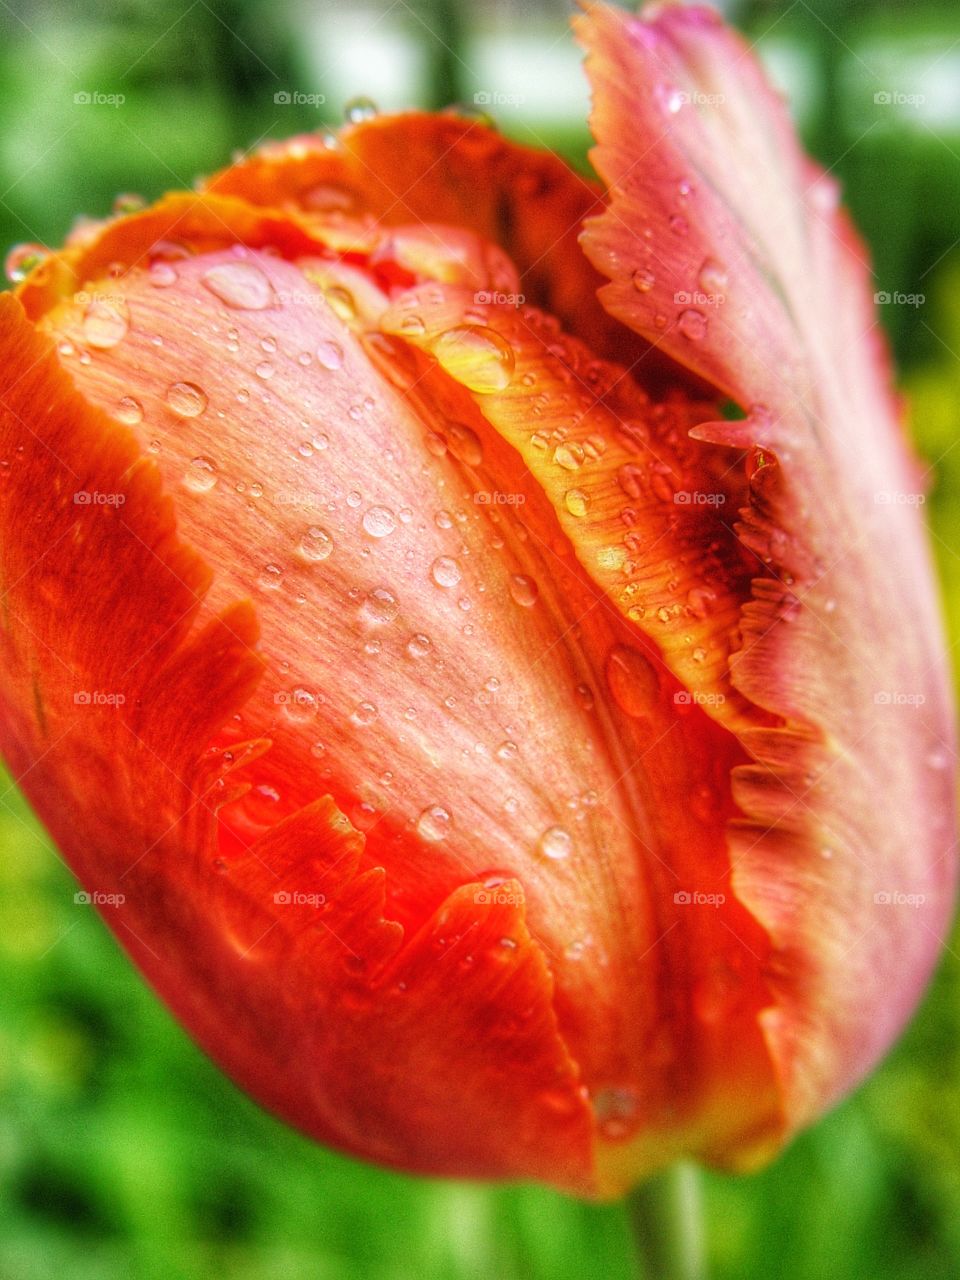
0 2 954 1200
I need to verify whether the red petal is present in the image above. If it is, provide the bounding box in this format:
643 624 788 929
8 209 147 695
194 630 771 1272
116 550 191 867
578 2 956 1127
203 110 702 392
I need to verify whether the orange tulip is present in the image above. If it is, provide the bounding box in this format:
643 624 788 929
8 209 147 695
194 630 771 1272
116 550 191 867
0 3 954 1198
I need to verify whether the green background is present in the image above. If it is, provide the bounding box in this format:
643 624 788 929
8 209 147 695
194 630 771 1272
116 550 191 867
1 0 959 1276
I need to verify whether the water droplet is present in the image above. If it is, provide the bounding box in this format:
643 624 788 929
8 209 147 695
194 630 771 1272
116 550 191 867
255 359 275 380
496 740 518 761
316 340 344 371
593 1086 640 1140
351 700 379 726
686 587 716 618
361 587 399 625
298 526 334 562
166 381 207 417
5 242 47 283
554 441 584 471
677 308 707 341
114 396 143 425
362 505 397 538
446 420 484 466
509 574 538 607
431 556 461 589
539 826 573 860
283 689 317 723
202 261 275 310
431 325 515 394
669 214 689 236
407 633 432 658
82 297 129 349
698 257 728 293
564 488 589 517
324 286 356 321
605 645 660 717
344 96 378 123
184 456 218 493
632 267 655 293
258 564 284 590
149 261 177 287
417 804 451 842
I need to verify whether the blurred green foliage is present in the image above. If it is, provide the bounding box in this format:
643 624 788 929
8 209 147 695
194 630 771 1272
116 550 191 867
0 0 959 1277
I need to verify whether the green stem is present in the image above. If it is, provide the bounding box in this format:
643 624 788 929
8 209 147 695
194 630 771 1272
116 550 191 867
626 1163 708 1280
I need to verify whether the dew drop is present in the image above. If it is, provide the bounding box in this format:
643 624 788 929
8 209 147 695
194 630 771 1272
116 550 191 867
361 587 399 625
345 95 378 123
593 1087 641 1140
184 456 218 493
166 381 207 417
5 242 47 283
351 700 379 726
298 526 334 562
677 308 707 341
564 488 590 518
417 804 452 842
202 261 275 310
407 632 432 658
446 420 484 466
605 644 660 717
509 574 538 607
431 325 515 394
698 257 728 294
539 826 573 860
258 564 284 591
617 464 645 500
554 441 584 471
431 556 462 589
114 396 143 425
316 340 344 371
632 267 655 293
283 689 317 723
362 505 397 538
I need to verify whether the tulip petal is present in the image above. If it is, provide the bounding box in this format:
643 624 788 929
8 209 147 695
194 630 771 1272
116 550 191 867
0 289 599 1188
574 2 956 1127
203 111 702 391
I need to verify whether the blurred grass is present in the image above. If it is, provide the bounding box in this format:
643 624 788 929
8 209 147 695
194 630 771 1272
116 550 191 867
1 0 959 1277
